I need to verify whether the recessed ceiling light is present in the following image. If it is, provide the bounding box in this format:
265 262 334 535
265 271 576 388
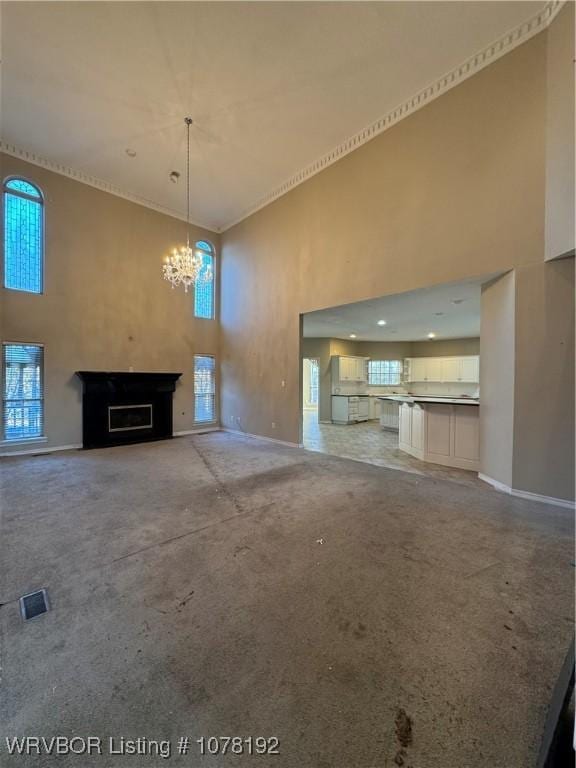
349 333 357 339
125 148 137 158
427 332 436 339
451 298 464 305
377 320 387 326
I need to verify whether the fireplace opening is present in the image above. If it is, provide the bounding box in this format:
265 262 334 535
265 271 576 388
108 404 153 432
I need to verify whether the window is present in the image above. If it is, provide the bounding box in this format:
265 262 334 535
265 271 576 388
309 359 319 405
2 343 44 440
194 240 214 319
368 359 402 386
3 178 44 293
193 355 216 423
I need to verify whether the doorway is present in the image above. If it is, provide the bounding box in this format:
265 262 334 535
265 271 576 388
302 358 319 415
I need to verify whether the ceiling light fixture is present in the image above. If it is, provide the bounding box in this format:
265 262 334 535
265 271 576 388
427 332 436 339
162 118 212 293
349 333 357 339
377 320 387 326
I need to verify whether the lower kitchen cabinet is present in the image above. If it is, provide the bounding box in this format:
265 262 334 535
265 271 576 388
379 399 399 429
398 401 479 470
332 396 370 424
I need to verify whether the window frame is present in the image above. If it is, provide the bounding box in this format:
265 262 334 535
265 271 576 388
368 359 403 387
3 176 45 295
193 240 215 320
2 341 46 442
193 354 217 424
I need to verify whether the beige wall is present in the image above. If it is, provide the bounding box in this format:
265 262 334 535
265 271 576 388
1 155 220 452
480 273 516 488
512 257 575 500
410 338 480 358
545 3 575 261
222 33 547 445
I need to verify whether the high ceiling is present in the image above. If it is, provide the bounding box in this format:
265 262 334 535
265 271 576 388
302 275 496 341
2 2 546 231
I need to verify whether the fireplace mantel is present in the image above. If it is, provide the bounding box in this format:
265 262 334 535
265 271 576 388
75 371 182 449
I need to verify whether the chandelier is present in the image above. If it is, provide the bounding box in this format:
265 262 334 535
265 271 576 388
162 117 213 293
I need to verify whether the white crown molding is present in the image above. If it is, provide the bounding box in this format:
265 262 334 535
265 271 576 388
221 0 564 231
0 140 221 234
0 1 564 235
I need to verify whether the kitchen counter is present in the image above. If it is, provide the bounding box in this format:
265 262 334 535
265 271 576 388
394 398 480 471
377 395 479 406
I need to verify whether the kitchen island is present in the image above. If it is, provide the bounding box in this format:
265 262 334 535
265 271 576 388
378 395 480 471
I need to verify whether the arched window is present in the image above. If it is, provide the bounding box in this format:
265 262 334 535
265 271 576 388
3 178 44 293
194 240 214 319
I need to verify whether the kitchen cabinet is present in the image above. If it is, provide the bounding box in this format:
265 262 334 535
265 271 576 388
459 356 480 383
369 397 382 420
398 401 479 470
408 357 428 382
399 402 412 445
406 356 479 384
332 396 370 424
411 404 424 451
378 399 399 429
332 355 368 383
441 357 461 382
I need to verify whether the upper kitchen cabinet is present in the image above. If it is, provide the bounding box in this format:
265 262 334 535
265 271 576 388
406 356 479 383
332 355 368 383
459 356 479 383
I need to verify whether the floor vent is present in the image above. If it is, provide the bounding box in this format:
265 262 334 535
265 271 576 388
20 589 49 620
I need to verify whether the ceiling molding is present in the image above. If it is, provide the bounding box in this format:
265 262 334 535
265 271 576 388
0 1 563 235
0 141 221 234
221 0 564 231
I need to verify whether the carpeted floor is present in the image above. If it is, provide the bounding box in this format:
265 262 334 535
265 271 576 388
0 432 573 767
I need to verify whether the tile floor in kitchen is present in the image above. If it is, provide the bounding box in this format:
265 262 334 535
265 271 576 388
302 409 485 489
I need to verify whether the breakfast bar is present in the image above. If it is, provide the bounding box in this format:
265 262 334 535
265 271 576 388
378 395 480 471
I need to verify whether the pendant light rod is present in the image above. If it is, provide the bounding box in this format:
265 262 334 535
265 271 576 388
162 116 211 293
184 117 193 244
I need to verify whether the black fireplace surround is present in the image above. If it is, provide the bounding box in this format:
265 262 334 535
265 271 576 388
76 371 182 449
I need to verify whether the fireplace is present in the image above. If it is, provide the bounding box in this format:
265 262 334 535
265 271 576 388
76 371 182 449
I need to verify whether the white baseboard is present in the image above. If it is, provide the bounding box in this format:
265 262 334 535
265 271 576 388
478 473 575 509
222 427 302 448
0 429 220 457
174 427 220 436
0 443 82 458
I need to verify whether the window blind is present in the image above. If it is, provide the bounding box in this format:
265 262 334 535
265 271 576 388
3 343 44 440
194 355 216 423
